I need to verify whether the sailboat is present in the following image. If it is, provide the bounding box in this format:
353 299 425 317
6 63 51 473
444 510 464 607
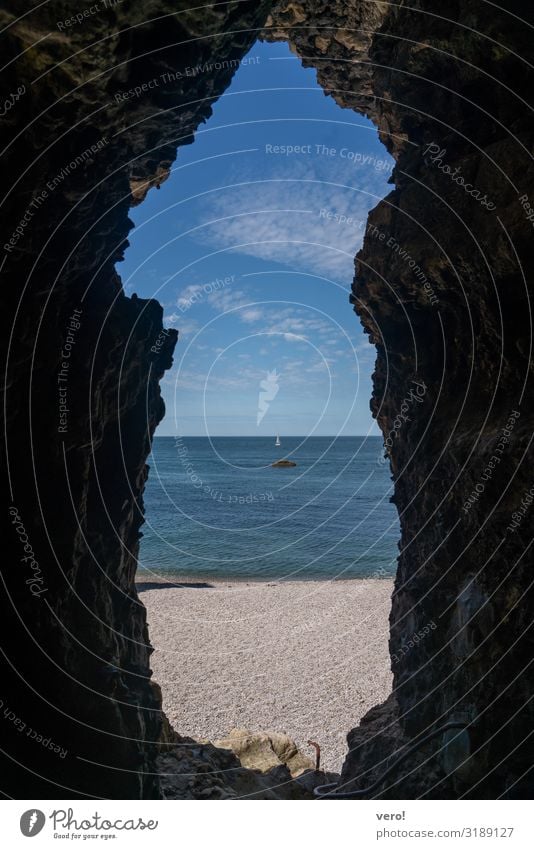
275 434 281 447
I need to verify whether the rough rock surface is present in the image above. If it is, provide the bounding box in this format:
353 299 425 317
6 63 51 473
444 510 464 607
1 0 270 799
266 0 534 798
213 728 315 775
157 721 329 799
1 0 533 800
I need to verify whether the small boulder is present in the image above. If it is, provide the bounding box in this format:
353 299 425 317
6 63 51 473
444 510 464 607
214 728 313 776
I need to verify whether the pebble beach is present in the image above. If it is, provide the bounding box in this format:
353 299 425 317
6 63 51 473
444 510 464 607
139 576 394 772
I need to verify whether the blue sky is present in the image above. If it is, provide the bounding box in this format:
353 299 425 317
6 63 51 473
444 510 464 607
120 40 393 436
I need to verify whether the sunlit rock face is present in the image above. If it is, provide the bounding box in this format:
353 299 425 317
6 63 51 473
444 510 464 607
1 0 532 800
266 0 534 798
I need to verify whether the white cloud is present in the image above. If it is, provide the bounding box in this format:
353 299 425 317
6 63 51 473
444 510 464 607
282 332 307 343
254 310 335 343
176 284 204 309
192 156 389 279
206 287 249 313
240 307 264 323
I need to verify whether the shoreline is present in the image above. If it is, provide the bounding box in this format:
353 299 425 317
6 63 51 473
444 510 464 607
140 575 394 772
136 572 395 587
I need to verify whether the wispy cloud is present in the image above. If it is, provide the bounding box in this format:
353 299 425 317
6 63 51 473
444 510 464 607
192 157 388 279
240 307 264 323
206 287 250 313
253 310 336 342
176 284 204 308
282 332 307 343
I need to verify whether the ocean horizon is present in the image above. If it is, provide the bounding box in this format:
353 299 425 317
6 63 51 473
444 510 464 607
139 435 399 582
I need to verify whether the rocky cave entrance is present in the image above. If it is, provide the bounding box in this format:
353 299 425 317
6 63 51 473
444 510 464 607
124 37 398 778
3 0 532 801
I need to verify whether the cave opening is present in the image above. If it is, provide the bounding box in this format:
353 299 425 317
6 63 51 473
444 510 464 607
2 0 532 804
121 39 398 774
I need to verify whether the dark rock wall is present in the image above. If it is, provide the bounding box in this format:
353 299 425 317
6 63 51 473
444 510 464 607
1 0 532 800
266 0 534 797
1 1 270 799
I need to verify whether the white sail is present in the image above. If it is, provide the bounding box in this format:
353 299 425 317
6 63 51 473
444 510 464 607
275 434 281 446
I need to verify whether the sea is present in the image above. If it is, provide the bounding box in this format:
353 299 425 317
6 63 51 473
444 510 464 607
138 436 399 581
